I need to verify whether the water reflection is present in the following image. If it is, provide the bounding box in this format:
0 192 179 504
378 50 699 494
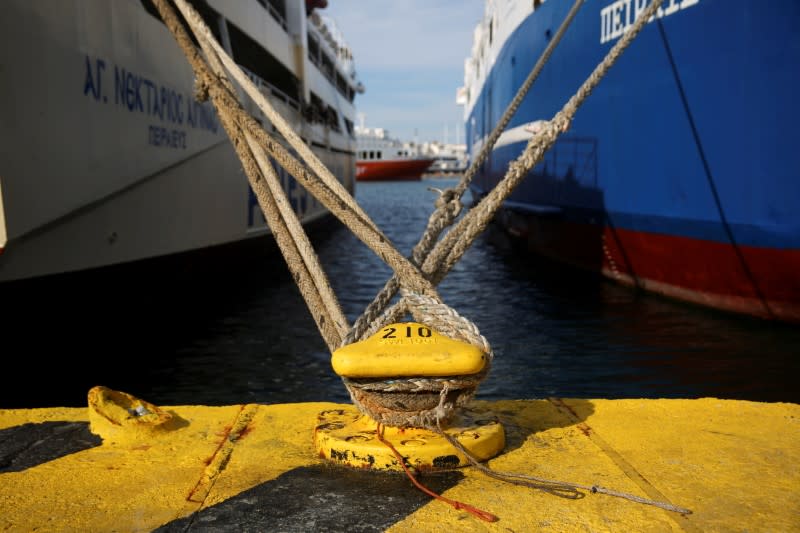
0 178 797 408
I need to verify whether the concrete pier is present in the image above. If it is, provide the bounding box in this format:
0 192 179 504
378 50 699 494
1 396 798 531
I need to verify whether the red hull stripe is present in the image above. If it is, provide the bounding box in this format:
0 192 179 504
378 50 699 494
356 159 433 181
606 227 800 322
516 215 800 322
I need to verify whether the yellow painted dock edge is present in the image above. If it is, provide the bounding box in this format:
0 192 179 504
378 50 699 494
1 398 798 532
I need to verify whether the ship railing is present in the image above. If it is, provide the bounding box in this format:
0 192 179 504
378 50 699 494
307 22 357 102
239 65 300 112
239 64 351 151
256 0 288 31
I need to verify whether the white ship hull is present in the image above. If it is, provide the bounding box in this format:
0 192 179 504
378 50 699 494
0 0 359 282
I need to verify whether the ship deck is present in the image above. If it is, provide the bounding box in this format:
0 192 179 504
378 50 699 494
1 397 797 532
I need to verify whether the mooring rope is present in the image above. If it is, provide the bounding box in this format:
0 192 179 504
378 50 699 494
452 0 586 200
434 417 692 515
151 0 347 349
155 0 487 429
162 0 452 348
422 0 692 515
376 422 499 522
427 0 667 287
154 0 691 517
346 0 665 355
345 0 586 345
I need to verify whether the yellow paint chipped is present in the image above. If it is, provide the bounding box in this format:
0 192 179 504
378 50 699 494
331 322 487 378
313 405 505 471
0 393 798 532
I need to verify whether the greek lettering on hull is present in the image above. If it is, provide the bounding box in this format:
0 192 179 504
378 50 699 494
600 0 700 44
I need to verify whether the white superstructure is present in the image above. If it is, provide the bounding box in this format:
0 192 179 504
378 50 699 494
458 0 537 119
0 0 363 282
354 126 419 161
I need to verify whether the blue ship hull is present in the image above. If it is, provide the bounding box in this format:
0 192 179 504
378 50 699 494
467 0 800 321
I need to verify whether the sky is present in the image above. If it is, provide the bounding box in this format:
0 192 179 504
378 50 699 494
322 0 485 145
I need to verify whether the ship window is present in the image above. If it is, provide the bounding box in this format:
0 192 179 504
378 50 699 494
335 76 356 102
320 52 335 82
369 151 374 159
228 21 299 106
308 92 327 123
326 105 341 132
307 36 355 101
377 151 382 159
309 43 352 102
344 118 354 137
307 34 320 65
336 72 347 95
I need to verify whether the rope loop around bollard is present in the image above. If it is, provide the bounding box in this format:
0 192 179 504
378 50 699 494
152 0 692 519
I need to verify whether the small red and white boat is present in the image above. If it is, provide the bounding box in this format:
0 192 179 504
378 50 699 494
355 125 433 181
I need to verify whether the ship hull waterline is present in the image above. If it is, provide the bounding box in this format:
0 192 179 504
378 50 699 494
464 0 800 323
487 202 800 322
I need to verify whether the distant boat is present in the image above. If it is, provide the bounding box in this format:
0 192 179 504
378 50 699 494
461 0 800 322
423 142 468 175
355 126 433 181
0 0 363 282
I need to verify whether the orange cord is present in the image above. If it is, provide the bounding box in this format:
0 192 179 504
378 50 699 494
375 423 498 523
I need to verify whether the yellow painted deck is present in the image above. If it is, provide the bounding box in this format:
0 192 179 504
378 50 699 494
1 397 798 532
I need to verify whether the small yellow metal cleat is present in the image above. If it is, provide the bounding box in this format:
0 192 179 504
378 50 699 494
331 321 487 378
87 385 176 443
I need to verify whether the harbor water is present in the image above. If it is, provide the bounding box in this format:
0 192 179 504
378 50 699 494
1 178 798 409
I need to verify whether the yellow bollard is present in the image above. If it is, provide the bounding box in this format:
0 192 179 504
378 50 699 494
331 322 487 378
319 323 504 471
